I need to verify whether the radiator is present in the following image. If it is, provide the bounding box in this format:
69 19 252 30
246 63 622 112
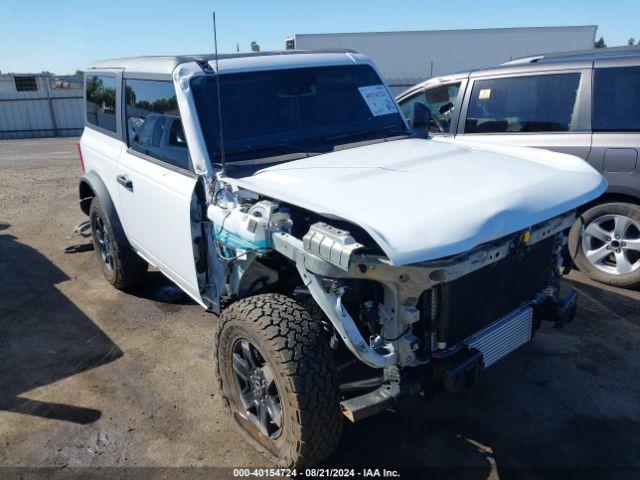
440 235 555 345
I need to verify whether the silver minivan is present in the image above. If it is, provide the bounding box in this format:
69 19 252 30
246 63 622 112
398 46 640 288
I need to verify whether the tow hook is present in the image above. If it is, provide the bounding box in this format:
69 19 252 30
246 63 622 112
420 347 483 396
439 347 483 392
534 290 577 329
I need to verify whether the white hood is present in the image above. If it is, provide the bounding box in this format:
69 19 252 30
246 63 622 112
225 137 606 265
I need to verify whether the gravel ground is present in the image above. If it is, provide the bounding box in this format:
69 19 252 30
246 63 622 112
1 137 639 479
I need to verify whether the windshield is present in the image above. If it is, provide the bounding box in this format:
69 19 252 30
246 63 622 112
191 64 407 164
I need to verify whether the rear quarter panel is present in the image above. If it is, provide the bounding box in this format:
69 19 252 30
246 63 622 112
80 127 125 219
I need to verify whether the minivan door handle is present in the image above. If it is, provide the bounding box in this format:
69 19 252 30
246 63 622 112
116 174 134 191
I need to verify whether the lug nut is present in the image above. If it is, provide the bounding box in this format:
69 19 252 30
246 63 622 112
622 241 627 247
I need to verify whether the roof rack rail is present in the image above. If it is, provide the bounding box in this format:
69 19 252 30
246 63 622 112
501 45 640 65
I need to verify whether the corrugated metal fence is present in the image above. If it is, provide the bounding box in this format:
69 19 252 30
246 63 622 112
0 74 84 140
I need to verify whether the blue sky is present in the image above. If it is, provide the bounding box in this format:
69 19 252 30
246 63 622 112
1 0 638 74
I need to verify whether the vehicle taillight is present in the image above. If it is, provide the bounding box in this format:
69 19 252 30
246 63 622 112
77 143 85 172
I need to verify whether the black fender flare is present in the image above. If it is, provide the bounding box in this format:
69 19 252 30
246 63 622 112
79 172 131 249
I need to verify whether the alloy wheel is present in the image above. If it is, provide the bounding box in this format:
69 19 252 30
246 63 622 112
231 338 283 439
94 216 114 272
581 214 640 275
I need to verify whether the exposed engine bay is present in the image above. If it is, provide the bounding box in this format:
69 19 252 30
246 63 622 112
201 177 578 421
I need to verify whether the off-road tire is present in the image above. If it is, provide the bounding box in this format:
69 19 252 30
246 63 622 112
568 202 640 288
89 197 147 289
215 294 342 467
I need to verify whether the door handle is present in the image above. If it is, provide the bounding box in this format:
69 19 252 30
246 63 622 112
116 174 134 191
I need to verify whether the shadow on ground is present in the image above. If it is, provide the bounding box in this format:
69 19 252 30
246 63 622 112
566 276 640 329
126 271 196 306
0 223 122 424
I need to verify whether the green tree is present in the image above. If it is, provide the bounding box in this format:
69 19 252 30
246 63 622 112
250 41 260 52
86 76 103 101
594 36 607 48
102 86 116 110
629 37 636 46
125 85 136 106
86 76 115 109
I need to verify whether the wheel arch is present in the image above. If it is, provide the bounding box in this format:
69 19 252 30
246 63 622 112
579 191 640 212
79 172 131 249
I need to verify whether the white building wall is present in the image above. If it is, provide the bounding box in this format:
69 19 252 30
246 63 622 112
0 74 84 139
290 26 597 91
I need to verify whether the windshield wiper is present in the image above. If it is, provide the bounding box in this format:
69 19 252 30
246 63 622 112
215 142 309 158
323 125 408 143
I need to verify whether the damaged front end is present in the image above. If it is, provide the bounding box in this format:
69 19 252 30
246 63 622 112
205 180 578 422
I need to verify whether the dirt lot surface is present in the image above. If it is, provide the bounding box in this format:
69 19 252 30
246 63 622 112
1 137 640 478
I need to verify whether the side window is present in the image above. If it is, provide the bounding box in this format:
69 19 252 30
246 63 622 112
137 114 157 147
399 92 424 122
151 116 166 147
124 79 190 170
399 83 460 133
593 67 640 132
464 73 581 134
424 84 460 133
86 75 117 132
168 120 188 148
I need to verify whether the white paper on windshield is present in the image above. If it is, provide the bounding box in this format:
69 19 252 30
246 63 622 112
358 85 398 116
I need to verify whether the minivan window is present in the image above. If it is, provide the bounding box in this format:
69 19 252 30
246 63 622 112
400 83 461 133
191 65 407 165
124 79 190 171
464 73 581 134
86 75 117 132
593 66 640 132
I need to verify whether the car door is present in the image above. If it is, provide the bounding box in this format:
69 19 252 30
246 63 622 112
117 78 202 304
455 66 593 159
587 59 640 195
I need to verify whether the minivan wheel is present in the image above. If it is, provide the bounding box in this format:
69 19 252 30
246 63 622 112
89 198 147 289
215 294 342 467
568 202 640 288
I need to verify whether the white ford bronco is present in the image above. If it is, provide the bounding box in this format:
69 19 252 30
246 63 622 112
78 51 606 467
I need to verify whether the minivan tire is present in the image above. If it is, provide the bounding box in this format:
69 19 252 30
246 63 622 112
89 198 147 289
215 294 342 468
568 202 640 288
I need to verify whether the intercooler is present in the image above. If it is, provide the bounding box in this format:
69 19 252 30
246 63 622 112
465 306 533 367
435 235 556 347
